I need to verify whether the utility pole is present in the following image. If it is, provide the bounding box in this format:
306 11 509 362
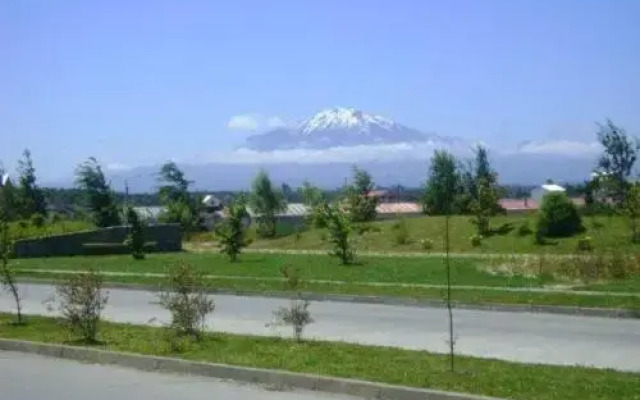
124 179 130 207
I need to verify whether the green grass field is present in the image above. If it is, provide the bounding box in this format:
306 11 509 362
8 219 94 241
12 252 640 310
1 314 638 400
244 214 638 254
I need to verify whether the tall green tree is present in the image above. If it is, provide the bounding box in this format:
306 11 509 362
469 146 501 235
298 180 324 207
75 158 121 228
298 180 327 228
422 151 460 215
322 203 355 265
422 150 459 371
215 197 249 262
345 166 378 222
597 119 639 205
0 164 17 221
15 149 47 219
249 170 286 238
156 162 198 233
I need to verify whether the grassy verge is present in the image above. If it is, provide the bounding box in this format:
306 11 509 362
9 219 94 241
16 270 640 310
247 214 640 255
1 314 638 400
11 252 544 288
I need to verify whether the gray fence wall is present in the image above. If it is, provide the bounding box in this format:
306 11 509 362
13 224 182 258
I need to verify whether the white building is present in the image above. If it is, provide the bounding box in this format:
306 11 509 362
530 183 566 203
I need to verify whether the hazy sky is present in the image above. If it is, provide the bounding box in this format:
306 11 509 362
1 0 639 181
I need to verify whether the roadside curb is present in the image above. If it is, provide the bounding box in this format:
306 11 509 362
16 277 640 319
0 339 502 400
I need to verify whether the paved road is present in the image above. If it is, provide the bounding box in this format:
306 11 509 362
0 351 361 400
2 283 640 372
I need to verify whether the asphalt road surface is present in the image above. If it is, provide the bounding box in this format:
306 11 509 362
2 283 639 372
0 351 363 400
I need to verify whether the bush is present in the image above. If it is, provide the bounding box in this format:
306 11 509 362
215 200 249 262
536 192 582 238
50 212 62 224
55 267 108 343
420 238 434 251
394 219 409 245
576 236 594 252
470 234 483 247
266 265 314 341
322 204 356 265
158 261 215 340
30 213 46 228
516 220 533 236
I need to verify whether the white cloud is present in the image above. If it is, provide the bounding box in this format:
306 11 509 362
188 138 601 166
105 162 131 171
266 116 286 129
515 140 602 157
200 141 466 165
227 114 260 131
226 114 287 131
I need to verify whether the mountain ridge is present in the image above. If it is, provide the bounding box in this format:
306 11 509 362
244 107 461 151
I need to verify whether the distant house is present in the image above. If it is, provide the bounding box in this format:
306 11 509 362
499 198 539 213
367 190 395 203
376 202 422 218
246 203 310 229
530 183 567 203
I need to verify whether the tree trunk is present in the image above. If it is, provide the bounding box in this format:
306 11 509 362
445 214 454 371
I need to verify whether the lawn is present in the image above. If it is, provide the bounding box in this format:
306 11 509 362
8 219 94 241
12 252 640 310
1 314 638 400
245 214 639 255
9 252 545 288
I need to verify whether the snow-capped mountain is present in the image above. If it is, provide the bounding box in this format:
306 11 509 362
244 107 457 151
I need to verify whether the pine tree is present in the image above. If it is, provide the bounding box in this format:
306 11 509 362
16 149 47 219
75 158 121 227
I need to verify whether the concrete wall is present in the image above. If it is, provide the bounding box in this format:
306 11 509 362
13 224 182 258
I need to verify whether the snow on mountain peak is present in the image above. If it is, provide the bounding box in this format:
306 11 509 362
298 107 395 135
243 106 454 151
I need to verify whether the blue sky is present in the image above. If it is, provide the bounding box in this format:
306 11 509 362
1 0 639 182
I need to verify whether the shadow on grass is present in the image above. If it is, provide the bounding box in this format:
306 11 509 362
488 223 515 237
63 338 107 346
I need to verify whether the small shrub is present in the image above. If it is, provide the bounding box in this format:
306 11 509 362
470 234 483 247
322 204 356 265
157 261 215 340
607 252 631 280
50 213 62 224
536 192 582 238
420 238 434 251
215 200 249 262
17 220 28 229
394 219 409 245
516 220 533 236
576 236 594 252
280 265 301 291
269 300 314 341
55 267 108 343
30 213 46 228
266 265 314 341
